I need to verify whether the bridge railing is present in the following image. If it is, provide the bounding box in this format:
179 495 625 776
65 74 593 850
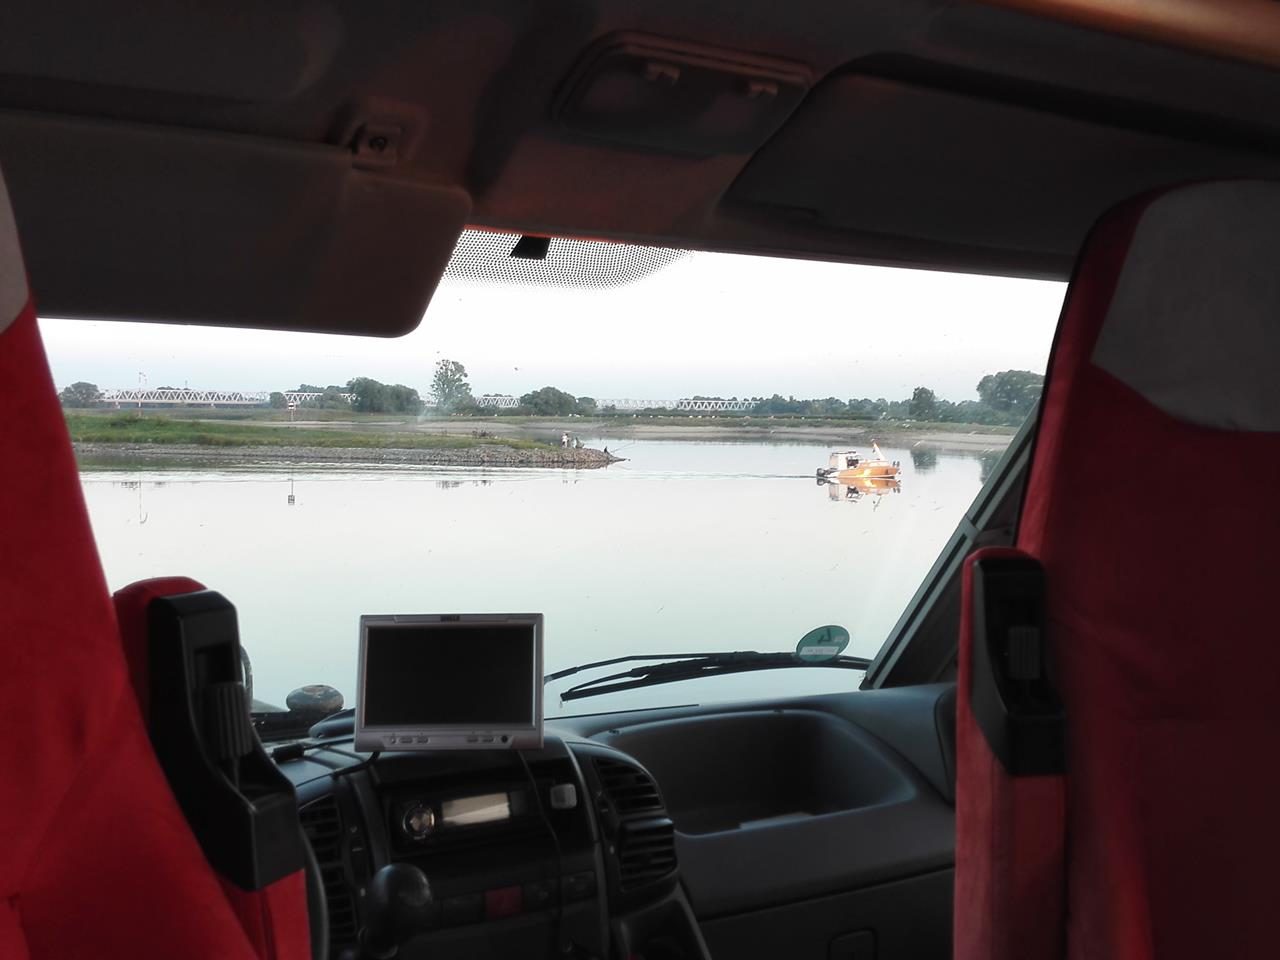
283 392 354 404
99 388 353 406
100 388 269 406
675 399 755 412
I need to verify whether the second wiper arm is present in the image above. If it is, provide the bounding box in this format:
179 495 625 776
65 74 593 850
554 651 871 703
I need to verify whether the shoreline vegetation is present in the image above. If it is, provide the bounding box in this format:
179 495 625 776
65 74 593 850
66 410 1015 469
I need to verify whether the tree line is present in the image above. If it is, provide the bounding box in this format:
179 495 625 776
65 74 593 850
462 369 1044 425
58 363 1045 425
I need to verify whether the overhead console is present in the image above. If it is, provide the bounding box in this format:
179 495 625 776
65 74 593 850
554 34 811 157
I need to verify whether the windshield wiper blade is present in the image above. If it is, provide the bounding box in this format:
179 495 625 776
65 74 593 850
545 652 756 684
549 650 871 703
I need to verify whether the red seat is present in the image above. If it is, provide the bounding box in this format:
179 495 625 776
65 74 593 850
955 180 1280 960
0 165 305 959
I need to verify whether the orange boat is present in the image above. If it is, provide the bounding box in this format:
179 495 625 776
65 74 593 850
816 442 902 483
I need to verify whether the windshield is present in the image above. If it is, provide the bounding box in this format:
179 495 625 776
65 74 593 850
43 240 1063 720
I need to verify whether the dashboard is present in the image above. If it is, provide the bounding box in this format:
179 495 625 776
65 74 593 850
281 684 957 960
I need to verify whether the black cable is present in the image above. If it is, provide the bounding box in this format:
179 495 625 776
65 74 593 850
518 750 566 957
271 738 365 763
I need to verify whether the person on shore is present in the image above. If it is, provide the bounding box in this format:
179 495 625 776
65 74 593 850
561 431 569 448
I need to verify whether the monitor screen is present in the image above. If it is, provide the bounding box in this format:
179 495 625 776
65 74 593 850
356 614 543 751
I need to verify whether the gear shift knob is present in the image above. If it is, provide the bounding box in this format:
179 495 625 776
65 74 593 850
362 863 433 959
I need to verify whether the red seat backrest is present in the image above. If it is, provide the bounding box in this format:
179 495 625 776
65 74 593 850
956 180 1280 960
0 170 263 957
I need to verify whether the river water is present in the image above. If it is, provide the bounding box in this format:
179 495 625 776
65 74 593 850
79 439 999 716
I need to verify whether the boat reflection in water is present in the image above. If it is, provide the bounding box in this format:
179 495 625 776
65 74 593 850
819 475 902 503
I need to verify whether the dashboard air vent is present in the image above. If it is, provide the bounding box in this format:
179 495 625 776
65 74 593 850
300 796 358 949
594 757 663 815
617 816 678 890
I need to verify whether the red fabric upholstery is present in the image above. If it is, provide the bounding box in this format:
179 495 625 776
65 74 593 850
112 577 312 960
220 873 312 960
956 182 1280 960
0 297 258 958
953 547 1065 960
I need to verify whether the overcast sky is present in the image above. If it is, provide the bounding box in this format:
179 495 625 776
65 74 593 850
39 250 1065 403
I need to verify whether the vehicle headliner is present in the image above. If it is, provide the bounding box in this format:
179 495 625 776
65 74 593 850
2 0 1278 335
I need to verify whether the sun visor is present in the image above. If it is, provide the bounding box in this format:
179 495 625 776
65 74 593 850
0 112 470 336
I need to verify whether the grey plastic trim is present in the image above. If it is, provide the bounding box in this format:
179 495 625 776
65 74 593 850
556 686 957 917
699 868 952 960
862 406 1036 689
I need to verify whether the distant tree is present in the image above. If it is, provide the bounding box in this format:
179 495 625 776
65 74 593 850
519 386 579 416
385 383 423 414
753 394 805 416
885 398 910 419
59 381 101 408
430 359 473 412
347 377 387 413
951 399 1016 426
347 377 420 413
576 396 598 415
909 386 939 420
269 391 287 409
320 386 349 408
808 397 848 417
846 398 886 420
976 370 1044 415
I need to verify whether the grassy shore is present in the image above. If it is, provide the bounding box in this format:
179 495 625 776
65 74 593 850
64 412 555 452
65 409 1019 458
